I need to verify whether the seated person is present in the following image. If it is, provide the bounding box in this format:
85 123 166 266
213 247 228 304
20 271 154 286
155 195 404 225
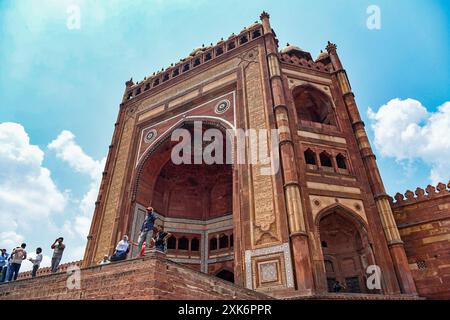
153 226 172 253
110 235 130 262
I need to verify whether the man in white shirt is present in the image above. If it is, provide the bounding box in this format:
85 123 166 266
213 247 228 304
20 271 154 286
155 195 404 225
110 235 130 262
29 247 43 278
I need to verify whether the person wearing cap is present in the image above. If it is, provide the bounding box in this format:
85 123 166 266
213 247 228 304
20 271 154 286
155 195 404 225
135 207 156 257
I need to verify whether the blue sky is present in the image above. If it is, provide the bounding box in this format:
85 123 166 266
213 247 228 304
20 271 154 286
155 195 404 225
0 0 449 268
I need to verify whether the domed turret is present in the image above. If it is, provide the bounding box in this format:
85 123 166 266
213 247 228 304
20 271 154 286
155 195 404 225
280 43 312 61
315 50 329 62
281 43 304 54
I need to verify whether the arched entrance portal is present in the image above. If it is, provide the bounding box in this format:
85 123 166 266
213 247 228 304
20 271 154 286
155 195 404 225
318 208 374 293
131 122 235 282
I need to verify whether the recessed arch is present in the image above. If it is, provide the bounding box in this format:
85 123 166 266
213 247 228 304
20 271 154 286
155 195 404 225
292 84 337 126
315 204 375 294
129 119 235 282
132 117 235 201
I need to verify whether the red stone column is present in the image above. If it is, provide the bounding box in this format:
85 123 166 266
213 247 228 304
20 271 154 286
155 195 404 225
326 42 417 294
260 12 314 293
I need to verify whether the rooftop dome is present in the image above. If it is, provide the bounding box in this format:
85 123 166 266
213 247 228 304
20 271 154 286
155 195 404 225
190 47 204 56
281 43 304 54
315 50 329 61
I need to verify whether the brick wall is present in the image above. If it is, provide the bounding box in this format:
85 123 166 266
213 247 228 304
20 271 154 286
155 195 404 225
392 182 450 299
17 260 82 280
0 253 268 300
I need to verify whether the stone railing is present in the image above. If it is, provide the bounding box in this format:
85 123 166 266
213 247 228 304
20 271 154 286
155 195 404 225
279 52 332 73
391 181 450 207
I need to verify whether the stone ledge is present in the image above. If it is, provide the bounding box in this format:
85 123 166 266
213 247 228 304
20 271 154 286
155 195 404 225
0 253 269 300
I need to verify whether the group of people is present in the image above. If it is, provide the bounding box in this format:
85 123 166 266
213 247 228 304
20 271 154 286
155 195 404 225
99 207 172 265
0 237 66 283
0 207 171 281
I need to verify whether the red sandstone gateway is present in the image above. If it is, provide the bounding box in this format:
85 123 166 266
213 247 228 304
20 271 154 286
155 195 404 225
3 12 448 301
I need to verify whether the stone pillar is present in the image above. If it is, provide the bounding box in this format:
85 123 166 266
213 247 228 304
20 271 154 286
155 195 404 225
326 42 417 294
260 12 313 293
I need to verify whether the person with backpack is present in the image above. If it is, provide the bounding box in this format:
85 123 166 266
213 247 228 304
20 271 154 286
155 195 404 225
7 243 27 282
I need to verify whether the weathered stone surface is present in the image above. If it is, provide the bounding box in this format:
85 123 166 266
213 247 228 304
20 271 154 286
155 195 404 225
0 254 268 300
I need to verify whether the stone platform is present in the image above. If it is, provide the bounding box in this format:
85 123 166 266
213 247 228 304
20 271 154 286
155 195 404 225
0 253 268 300
0 253 423 300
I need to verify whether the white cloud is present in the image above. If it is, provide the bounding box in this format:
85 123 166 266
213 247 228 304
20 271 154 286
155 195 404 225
0 122 67 250
0 231 24 250
368 99 450 184
48 130 103 180
48 130 106 239
0 123 105 268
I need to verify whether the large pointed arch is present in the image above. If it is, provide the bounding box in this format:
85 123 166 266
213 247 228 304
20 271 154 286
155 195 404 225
315 203 377 294
132 117 235 201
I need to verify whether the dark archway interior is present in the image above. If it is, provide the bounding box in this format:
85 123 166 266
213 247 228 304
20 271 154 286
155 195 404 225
293 86 336 126
149 123 232 220
216 269 234 283
319 211 369 293
133 122 234 281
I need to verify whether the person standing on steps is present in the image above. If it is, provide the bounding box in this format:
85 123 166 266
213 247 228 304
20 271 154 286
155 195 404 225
135 207 156 257
50 237 65 273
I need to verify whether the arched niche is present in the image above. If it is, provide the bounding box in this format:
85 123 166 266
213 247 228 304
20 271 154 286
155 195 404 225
292 84 337 127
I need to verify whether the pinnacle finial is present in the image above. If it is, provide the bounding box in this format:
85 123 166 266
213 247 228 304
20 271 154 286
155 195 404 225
125 77 134 87
326 41 337 53
260 11 270 20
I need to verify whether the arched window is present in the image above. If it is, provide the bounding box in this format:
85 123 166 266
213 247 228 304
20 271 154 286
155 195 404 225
293 86 336 126
219 234 229 249
167 236 176 250
304 149 316 165
320 151 333 168
191 238 200 252
336 153 347 169
210 237 218 251
178 237 189 250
